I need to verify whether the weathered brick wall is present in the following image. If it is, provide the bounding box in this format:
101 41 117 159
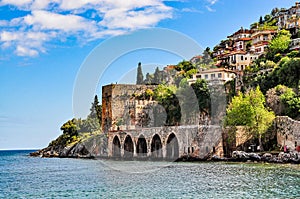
276 116 300 151
102 84 157 132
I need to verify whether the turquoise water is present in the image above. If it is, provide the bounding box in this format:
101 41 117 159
0 150 300 198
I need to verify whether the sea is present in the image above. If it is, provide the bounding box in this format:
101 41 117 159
0 150 299 199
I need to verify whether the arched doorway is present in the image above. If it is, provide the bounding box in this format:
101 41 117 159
112 136 121 157
124 135 134 158
166 133 179 159
151 134 162 158
137 136 147 157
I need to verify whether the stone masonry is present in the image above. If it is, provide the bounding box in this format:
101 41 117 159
102 84 224 159
275 116 300 151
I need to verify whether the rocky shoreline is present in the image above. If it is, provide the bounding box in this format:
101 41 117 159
30 147 300 164
30 134 107 158
178 151 300 164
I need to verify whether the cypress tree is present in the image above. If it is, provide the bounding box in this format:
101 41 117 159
259 16 263 25
136 62 144 84
89 95 102 126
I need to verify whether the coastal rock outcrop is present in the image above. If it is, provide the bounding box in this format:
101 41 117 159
30 134 107 158
230 150 300 164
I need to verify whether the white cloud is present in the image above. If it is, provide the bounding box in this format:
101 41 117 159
181 8 203 13
205 5 215 12
1 0 32 6
0 30 55 55
0 0 174 57
24 10 97 33
98 0 172 29
15 45 38 56
99 7 172 29
0 31 19 41
207 0 218 5
30 0 50 10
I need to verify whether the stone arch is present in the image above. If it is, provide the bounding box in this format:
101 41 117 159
136 135 147 157
151 134 163 158
124 135 134 158
112 135 121 157
166 133 179 159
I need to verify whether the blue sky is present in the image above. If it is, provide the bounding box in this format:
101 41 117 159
0 0 297 149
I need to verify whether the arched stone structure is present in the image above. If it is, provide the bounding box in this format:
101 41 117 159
166 133 179 159
124 135 134 158
107 125 223 159
112 136 121 157
136 135 147 157
151 134 163 158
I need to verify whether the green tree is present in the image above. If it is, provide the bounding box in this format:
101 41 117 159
175 61 194 72
80 117 100 133
266 85 293 116
191 79 211 114
225 87 275 150
60 118 79 136
278 86 300 119
89 95 102 126
136 62 144 84
259 16 264 25
250 22 259 29
276 58 300 93
264 14 271 22
176 78 199 124
268 30 291 56
154 84 181 125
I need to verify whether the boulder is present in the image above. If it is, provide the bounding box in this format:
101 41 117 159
248 153 261 161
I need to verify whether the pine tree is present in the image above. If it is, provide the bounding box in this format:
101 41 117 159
136 62 144 84
89 95 102 126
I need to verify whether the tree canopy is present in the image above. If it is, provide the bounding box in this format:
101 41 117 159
225 87 275 150
268 30 291 57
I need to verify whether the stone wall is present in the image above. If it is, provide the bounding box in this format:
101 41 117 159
102 83 224 159
102 84 157 132
107 125 223 159
275 116 300 151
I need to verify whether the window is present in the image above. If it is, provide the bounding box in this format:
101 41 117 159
218 73 222 78
211 74 215 79
241 55 243 61
196 75 201 79
205 74 208 79
245 57 247 60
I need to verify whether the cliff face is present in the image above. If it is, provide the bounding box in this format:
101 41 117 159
30 134 108 158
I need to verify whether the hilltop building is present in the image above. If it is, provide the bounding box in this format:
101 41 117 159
187 68 236 85
227 28 253 52
251 30 277 54
277 2 300 36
